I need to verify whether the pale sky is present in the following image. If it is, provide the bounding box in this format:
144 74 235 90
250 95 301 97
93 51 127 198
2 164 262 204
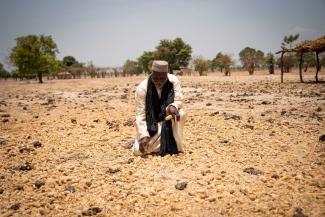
0 0 324 69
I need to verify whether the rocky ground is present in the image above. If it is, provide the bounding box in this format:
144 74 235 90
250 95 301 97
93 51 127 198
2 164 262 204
0 70 324 217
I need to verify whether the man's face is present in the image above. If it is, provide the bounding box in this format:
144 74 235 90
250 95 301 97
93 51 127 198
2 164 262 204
151 71 168 89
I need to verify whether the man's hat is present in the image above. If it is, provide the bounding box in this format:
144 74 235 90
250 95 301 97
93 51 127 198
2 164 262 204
151 60 168 73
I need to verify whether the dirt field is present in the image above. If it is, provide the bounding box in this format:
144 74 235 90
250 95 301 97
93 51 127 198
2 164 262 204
0 69 324 217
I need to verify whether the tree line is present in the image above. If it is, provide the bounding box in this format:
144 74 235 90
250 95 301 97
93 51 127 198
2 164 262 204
1 34 324 83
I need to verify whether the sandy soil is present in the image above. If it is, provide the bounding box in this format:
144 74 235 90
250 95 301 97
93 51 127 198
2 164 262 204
0 69 324 217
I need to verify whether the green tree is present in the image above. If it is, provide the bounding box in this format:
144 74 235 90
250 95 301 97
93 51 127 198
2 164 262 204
193 56 209 76
220 54 234 76
211 52 224 72
123 60 142 76
137 51 154 74
282 34 300 49
300 52 316 72
280 34 300 73
154 37 192 73
63 56 77 67
239 47 264 75
9 34 59 83
265 52 275 74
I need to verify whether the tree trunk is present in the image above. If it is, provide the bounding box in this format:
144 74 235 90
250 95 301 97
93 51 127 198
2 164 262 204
269 64 274 74
304 65 308 72
299 52 304 83
37 72 43 83
315 51 320 83
280 51 284 83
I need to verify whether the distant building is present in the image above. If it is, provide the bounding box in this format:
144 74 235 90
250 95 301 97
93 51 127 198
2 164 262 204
57 71 72 79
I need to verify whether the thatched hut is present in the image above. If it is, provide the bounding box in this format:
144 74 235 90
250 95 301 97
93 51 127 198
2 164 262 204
276 35 325 83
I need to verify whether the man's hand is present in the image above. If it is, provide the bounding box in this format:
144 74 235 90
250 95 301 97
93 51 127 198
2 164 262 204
167 105 180 121
139 136 150 153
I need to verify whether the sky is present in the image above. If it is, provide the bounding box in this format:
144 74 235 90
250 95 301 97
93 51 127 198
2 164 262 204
0 0 324 69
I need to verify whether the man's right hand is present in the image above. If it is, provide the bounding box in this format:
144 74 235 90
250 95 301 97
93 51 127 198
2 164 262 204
139 136 150 153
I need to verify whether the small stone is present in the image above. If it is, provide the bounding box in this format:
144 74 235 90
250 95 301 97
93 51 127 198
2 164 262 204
106 168 121 174
64 186 76 193
32 141 42 148
316 107 322 112
0 138 8 145
85 182 92 187
0 188 4 194
127 158 134 164
281 110 287 116
16 162 33 171
206 102 212 106
82 207 102 216
19 146 32 153
244 124 254 130
230 190 235 194
271 174 280 179
2 118 9 123
261 101 271 105
11 202 20 210
201 170 211 176
220 140 229 144
35 180 45 189
1 113 10 118
71 118 77 124
16 186 24 191
209 111 219 116
243 167 263 175
293 207 308 217
23 106 28 110
175 181 188 190
319 135 325 142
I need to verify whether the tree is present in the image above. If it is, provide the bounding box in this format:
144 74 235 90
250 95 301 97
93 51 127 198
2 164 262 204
320 55 325 67
220 54 234 76
154 37 192 73
282 34 300 49
9 34 59 83
87 61 97 78
300 52 316 72
211 52 224 72
239 47 264 75
0 63 10 80
265 53 275 74
193 56 209 76
276 55 296 73
280 34 300 73
123 60 142 76
137 51 154 74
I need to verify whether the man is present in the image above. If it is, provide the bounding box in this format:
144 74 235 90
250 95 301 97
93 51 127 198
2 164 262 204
129 60 186 156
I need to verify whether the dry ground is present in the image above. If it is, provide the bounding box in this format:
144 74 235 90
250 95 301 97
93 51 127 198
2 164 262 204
0 69 324 217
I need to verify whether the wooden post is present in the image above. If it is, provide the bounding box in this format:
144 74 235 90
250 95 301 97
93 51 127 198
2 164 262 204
280 51 284 83
299 52 304 83
315 51 320 83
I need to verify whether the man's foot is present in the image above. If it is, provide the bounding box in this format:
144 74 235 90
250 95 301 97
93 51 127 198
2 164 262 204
121 140 134 149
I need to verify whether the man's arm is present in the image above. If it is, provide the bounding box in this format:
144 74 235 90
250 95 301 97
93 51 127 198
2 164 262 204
167 74 183 111
135 83 150 140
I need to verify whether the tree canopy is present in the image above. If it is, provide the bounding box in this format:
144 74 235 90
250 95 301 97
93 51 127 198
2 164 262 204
239 47 264 75
9 34 59 83
154 38 192 73
62 56 83 68
123 60 142 76
193 56 209 76
137 51 154 74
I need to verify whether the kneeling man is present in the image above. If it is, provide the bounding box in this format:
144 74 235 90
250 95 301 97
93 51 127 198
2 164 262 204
133 60 186 156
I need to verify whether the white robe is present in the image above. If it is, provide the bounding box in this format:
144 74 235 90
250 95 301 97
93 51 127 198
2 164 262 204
133 74 186 156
